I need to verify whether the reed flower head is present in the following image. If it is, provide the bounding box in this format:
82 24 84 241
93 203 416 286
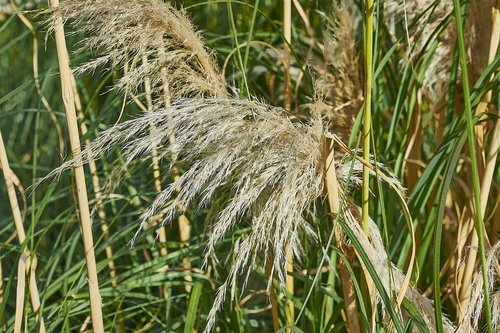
457 242 500 333
47 0 227 103
315 3 361 142
42 97 326 330
385 0 455 105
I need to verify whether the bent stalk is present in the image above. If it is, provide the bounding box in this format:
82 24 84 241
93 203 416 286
0 132 45 333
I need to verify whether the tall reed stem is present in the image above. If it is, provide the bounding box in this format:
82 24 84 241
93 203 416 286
458 0 499 323
452 0 492 331
0 132 45 333
283 1 295 330
159 58 192 293
362 0 374 232
49 1 104 331
71 76 125 333
140 55 172 305
324 139 361 333
361 2 377 330
142 55 168 258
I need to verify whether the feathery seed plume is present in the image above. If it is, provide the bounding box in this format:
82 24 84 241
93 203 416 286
41 97 326 331
47 0 227 103
457 241 500 333
316 3 362 142
385 0 455 105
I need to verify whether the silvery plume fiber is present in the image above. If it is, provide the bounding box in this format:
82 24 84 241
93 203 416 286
47 0 227 102
384 0 455 106
315 3 362 143
456 241 500 333
343 208 455 333
44 97 326 332
385 0 496 108
345 206 500 333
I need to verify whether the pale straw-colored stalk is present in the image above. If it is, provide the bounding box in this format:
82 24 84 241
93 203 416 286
141 54 171 302
0 131 45 333
71 75 119 285
70 76 125 333
452 0 493 330
159 62 193 293
283 1 295 330
142 54 168 257
458 0 500 322
49 0 104 331
324 139 361 333
265 259 280 332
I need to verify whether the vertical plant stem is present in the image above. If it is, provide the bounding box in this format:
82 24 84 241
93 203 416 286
159 69 193 293
71 75 118 285
49 1 104 331
141 55 171 306
324 139 361 333
283 1 294 330
284 0 292 113
0 132 45 333
452 0 492 331
71 76 125 333
361 2 377 330
458 0 500 321
10 0 65 156
362 0 374 232
265 259 280 332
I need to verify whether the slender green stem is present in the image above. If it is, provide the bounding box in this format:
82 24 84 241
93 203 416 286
227 0 250 96
243 0 260 70
452 0 492 332
362 0 374 232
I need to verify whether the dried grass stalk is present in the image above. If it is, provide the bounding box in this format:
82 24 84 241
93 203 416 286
0 132 45 333
49 0 104 331
324 139 361 333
